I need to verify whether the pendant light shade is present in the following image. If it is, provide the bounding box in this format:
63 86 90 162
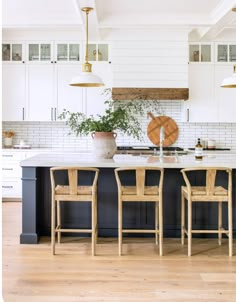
221 65 236 88
70 7 104 87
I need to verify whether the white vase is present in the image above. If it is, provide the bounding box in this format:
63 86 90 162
4 137 13 148
91 132 117 159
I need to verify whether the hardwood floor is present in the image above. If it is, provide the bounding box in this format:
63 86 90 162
2 201 236 302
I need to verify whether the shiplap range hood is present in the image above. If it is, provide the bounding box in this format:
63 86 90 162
112 88 189 101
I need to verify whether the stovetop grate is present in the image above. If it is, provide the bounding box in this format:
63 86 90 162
117 146 184 151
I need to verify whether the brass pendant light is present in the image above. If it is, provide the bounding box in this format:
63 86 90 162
221 64 236 88
70 7 104 87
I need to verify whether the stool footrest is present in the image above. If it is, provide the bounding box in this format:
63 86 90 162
55 228 92 233
184 228 229 234
122 229 159 234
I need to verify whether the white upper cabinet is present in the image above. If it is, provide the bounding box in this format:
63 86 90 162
2 64 26 121
215 65 236 123
55 42 80 63
27 64 55 121
85 63 113 116
56 65 84 117
216 43 236 63
27 42 53 63
189 43 212 63
2 42 25 63
187 64 217 122
2 40 110 122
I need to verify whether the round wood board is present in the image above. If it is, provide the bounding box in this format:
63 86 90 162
147 113 179 147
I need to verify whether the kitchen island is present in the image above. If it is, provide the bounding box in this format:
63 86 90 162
20 152 236 243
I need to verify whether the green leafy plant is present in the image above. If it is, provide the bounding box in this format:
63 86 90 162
59 88 164 141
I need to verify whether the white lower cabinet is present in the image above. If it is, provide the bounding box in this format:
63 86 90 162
2 151 25 199
2 150 44 200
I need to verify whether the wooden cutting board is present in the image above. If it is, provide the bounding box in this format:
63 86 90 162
147 112 179 147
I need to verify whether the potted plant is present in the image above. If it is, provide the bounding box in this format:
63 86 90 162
59 88 163 159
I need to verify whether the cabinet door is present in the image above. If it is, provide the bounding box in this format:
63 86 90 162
27 64 55 121
28 42 53 63
85 64 112 116
188 64 217 122
215 65 236 123
2 64 26 121
56 65 84 117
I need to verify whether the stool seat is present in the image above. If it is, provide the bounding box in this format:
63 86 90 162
55 185 93 196
121 185 159 196
182 186 228 197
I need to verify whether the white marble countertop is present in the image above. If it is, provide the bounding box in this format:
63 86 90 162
20 152 236 168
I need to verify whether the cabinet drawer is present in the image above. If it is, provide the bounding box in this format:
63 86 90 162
2 180 22 198
2 164 22 178
2 152 25 161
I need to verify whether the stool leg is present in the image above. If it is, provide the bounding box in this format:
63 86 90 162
155 201 159 245
218 202 222 246
91 195 96 256
187 198 192 256
118 197 122 256
57 200 61 244
51 197 56 255
181 189 185 245
159 199 163 256
228 199 233 257
95 192 98 245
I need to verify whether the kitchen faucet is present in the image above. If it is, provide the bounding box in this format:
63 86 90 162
159 126 165 159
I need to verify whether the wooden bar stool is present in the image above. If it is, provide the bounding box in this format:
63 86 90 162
50 167 99 255
114 167 164 256
181 167 233 256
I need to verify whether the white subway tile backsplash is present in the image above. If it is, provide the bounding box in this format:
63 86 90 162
3 101 236 150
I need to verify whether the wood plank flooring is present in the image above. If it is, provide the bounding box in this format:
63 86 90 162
2 201 236 302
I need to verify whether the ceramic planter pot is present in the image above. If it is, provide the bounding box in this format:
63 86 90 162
91 131 117 159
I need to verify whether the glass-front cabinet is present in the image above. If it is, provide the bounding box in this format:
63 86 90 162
28 43 53 62
87 43 109 61
216 43 236 62
2 42 24 62
56 43 80 62
189 43 211 62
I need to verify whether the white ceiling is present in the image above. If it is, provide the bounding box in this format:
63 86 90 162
2 0 236 40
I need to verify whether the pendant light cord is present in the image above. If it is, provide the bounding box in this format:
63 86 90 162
85 10 89 64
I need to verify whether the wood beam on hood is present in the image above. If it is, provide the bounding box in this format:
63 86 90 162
112 87 189 100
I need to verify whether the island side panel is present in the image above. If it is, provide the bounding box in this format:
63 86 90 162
20 167 39 244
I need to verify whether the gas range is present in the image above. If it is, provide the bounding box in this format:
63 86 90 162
116 146 187 155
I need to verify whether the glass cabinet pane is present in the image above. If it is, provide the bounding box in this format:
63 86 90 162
12 44 22 61
40 44 51 61
88 44 96 61
57 44 68 61
29 44 39 61
217 45 228 62
229 45 236 62
69 44 80 61
201 45 211 62
2 44 11 61
189 45 200 62
98 44 108 61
